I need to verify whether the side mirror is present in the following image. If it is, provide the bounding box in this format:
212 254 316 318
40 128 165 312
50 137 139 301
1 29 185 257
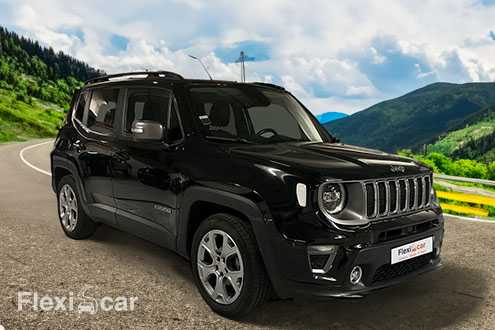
131 120 165 141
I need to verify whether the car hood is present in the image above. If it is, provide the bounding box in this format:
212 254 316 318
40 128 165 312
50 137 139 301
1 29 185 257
226 142 431 181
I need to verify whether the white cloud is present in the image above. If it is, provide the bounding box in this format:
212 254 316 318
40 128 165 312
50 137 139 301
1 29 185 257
13 4 80 53
3 0 495 114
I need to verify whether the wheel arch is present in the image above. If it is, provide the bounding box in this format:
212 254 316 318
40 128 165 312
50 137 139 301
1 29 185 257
177 185 269 260
177 185 289 299
51 154 90 206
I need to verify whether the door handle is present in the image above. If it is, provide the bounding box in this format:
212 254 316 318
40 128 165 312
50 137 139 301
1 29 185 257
72 140 85 152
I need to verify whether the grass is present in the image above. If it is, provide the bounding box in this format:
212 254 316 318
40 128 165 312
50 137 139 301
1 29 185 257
0 88 65 142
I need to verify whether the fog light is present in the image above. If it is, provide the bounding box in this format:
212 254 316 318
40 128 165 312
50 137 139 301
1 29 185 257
308 245 338 274
350 266 363 285
310 255 329 270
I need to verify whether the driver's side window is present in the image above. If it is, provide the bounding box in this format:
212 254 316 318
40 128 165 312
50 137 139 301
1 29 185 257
125 88 183 141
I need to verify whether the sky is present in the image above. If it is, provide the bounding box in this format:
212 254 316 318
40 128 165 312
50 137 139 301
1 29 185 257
0 0 495 115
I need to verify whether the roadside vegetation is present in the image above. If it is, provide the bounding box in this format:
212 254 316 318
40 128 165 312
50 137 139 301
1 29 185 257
399 150 495 181
0 89 65 142
0 26 104 143
401 150 495 219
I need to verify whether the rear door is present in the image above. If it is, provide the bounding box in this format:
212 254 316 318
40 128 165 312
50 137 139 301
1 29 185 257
111 85 185 249
70 87 121 226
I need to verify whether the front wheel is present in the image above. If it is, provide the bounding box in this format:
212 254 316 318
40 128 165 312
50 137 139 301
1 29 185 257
191 213 270 318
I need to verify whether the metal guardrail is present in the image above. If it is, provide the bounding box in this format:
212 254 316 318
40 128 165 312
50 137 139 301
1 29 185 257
440 203 489 216
433 173 495 218
434 173 495 186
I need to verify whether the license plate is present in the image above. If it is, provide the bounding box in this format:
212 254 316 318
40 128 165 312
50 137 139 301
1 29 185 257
391 236 433 265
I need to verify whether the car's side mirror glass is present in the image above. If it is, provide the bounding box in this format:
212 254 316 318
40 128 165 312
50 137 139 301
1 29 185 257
131 120 165 141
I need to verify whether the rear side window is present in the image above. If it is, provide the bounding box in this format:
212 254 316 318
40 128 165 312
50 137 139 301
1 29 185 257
85 89 119 135
74 92 89 122
125 88 183 141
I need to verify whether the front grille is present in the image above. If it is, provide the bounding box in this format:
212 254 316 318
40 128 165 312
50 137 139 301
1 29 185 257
424 178 431 205
365 183 376 217
371 252 434 284
399 180 407 211
389 181 397 213
363 175 431 220
408 178 415 210
377 182 387 215
416 177 423 207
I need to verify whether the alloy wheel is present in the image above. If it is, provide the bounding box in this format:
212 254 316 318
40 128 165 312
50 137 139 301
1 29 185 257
196 229 244 305
59 184 78 232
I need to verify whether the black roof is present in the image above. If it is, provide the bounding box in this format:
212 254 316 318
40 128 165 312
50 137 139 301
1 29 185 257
84 71 184 85
83 70 285 91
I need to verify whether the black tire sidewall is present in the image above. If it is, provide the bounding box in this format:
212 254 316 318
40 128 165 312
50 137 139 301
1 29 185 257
56 175 94 239
191 214 265 317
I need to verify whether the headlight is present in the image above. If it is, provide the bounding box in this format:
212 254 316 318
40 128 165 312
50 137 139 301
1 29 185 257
319 183 346 215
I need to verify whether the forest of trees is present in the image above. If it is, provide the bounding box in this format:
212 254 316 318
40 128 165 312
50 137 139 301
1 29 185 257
451 131 495 163
399 150 495 181
0 26 105 108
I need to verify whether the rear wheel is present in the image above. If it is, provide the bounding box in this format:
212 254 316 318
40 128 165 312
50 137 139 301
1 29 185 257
191 213 270 318
57 176 96 239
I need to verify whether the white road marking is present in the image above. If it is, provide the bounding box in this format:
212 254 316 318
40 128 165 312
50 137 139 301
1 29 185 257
19 141 53 176
445 214 495 223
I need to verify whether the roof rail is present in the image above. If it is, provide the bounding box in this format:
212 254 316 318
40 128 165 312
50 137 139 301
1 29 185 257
84 71 184 85
251 82 286 91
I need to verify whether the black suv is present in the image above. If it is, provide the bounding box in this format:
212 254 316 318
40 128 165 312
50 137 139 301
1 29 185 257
51 71 444 317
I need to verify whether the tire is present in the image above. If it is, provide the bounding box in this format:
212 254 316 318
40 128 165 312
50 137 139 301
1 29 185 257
191 213 270 318
56 175 96 239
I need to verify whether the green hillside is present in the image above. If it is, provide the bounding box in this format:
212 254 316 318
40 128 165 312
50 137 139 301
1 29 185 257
426 105 495 162
450 129 495 163
0 89 65 142
428 120 495 155
324 82 495 153
0 26 104 142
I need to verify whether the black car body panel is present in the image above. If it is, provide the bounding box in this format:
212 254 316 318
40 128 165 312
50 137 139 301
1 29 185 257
51 71 444 303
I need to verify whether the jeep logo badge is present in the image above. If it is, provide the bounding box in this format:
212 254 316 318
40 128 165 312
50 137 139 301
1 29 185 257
390 165 405 173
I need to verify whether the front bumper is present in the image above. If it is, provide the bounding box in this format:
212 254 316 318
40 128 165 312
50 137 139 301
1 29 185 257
258 208 444 302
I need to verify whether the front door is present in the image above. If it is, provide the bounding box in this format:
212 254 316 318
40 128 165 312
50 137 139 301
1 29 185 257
112 86 185 249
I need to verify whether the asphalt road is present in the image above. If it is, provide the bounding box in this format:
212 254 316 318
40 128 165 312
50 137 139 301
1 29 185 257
0 139 494 329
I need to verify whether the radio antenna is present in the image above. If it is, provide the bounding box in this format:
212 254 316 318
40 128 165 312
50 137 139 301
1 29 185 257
188 55 213 80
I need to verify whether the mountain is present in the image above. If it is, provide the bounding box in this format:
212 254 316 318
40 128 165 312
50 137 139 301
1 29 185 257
315 111 348 123
0 26 105 108
324 82 495 153
427 105 495 162
450 128 495 163
0 27 104 83
427 119 495 155
0 27 104 142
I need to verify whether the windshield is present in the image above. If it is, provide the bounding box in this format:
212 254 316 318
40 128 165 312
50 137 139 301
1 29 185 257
188 85 327 144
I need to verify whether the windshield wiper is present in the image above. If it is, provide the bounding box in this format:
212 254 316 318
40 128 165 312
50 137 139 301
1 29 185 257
204 135 254 144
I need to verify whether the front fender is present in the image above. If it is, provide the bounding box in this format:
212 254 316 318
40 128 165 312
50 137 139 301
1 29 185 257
176 185 290 298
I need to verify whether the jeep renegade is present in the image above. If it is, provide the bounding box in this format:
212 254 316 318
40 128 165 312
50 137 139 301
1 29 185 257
51 71 444 317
